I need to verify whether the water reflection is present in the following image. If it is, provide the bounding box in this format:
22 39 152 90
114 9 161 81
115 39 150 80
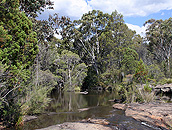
22 90 158 130
48 90 116 112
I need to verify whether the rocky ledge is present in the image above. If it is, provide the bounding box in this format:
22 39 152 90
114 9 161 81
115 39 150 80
113 103 172 129
154 84 172 93
36 119 113 130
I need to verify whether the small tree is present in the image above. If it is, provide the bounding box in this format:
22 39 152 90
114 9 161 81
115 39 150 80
133 59 148 84
121 47 139 75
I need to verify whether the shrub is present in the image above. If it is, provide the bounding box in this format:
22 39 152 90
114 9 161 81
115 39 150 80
147 64 165 82
120 84 155 103
158 78 172 85
133 59 148 84
138 88 155 103
74 86 81 92
20 69 57 115
21 86 52 115
144 83 152 93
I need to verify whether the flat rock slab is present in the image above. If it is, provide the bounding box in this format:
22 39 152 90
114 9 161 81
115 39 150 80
36 122 112 130
113 103 172 129
81 118 110 125
23 115 37 122
113 104 127 110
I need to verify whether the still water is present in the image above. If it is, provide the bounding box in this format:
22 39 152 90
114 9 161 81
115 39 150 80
22 90 161 130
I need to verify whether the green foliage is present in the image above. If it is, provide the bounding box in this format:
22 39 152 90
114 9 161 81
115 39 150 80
123 85 139 103
0 61 23 127
117 84 155 103
2 5 172 127
138 88 155 103
121 47 139 74
19 0 54 18
21 86 52 115
158 78 172 85
0 0 39 75
74 86 81 92
144 83 152 93
82 66 100 89
133 59 148 84
147 64 165 82
122 74 133 85
0 0 38 126
100 68 122 87
54 50 87 91
145 18 172 77
20 68 57 115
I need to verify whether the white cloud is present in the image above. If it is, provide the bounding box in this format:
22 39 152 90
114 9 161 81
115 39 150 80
51 0 92 19
126 23 147 37
161 12 165 15
87 0 172 17
39 0 172 20
38 0 171 36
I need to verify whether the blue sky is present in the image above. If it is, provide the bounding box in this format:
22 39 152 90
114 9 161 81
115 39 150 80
38 0 172 36
124 9 172 26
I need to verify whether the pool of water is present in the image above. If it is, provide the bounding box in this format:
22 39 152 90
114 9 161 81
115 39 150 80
21 90 161 130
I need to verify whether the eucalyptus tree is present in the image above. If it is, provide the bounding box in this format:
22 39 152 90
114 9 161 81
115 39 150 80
54 50 87 91
145 18 172 76
98 12 137 85
99 22 136 71
45 10 139 88
72 10 110 75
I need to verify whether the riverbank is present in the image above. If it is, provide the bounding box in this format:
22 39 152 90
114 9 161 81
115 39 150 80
4 91 170 130
113 103 172 129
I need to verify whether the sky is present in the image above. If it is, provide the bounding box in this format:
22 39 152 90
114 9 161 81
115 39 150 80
38 0 172 37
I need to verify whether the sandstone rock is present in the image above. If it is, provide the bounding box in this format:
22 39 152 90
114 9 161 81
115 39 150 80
154 84 172 93
163 115 172 128
115 103 172 129
82 118 110 125
36 122 112 130
113 103 127 110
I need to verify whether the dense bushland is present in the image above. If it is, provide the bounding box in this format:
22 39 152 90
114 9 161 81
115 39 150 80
1 0 172 128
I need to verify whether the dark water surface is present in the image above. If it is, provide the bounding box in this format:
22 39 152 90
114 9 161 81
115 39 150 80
21 90 161 130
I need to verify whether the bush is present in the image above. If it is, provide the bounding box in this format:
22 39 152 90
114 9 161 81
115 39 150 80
133 59 148 84
158 78 172 85
147 64 165 82
74 86 81 92
138 88 155 103
123 85 139 103
144 83 152 93
21 86 52 115
20 69 57 115
119 84 155 103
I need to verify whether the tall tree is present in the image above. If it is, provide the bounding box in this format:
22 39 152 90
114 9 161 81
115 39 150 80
19 0 54 18
0 0 38 126
54 50 87 91
73 10 109 74
145 18 172 76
